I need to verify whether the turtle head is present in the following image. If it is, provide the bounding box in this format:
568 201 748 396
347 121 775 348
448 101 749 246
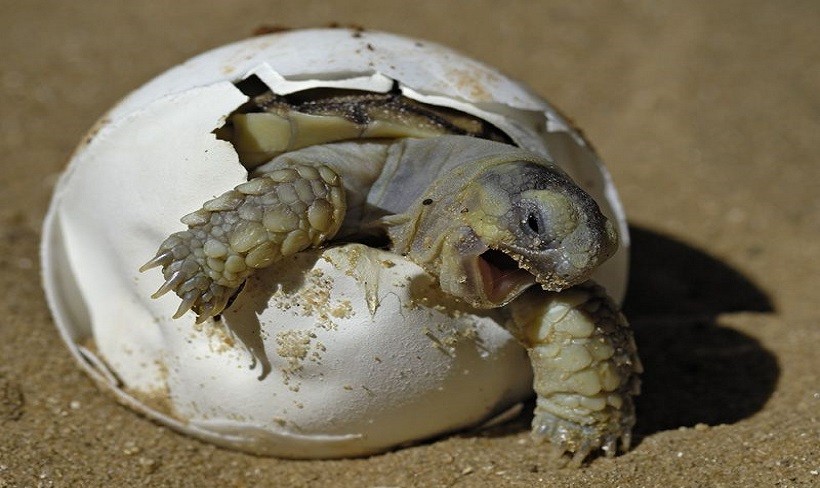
440 160 618 307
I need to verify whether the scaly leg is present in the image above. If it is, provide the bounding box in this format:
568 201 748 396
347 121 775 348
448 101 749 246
141 164 345 322
506 282 641 466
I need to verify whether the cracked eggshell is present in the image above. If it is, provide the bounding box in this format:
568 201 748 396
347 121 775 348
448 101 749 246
41 29 627 457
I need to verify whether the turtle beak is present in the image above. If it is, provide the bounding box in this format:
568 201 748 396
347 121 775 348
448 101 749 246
447 233 538 308
474 249 537 305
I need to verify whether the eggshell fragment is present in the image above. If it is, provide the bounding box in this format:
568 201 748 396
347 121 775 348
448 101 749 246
41 28 628 457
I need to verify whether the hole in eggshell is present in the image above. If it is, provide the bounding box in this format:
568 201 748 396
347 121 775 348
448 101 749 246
234 74 273 98
213 75 515 173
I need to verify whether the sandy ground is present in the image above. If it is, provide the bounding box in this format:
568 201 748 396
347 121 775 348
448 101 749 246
1 1 819 486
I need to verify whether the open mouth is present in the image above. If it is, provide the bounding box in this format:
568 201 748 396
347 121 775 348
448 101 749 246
476 249 537 305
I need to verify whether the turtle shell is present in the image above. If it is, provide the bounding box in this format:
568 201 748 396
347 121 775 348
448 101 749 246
41 28 628 457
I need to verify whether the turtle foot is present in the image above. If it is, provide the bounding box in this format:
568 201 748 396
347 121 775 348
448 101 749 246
141 164 345 322
532 407 633 467
507 283 641 466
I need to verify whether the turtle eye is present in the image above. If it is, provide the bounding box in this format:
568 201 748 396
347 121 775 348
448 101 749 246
522 210 546 237
525 212 541 234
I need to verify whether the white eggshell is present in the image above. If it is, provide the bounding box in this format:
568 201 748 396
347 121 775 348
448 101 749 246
161 244 532 457
41 29 628 457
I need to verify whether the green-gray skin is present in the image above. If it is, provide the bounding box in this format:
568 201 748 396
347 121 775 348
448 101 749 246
142 91 640 465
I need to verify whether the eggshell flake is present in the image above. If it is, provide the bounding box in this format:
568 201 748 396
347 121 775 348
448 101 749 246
41 29 628 457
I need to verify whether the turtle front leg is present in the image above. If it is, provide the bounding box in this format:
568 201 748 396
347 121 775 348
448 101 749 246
141 164 345 322
506 283 641 466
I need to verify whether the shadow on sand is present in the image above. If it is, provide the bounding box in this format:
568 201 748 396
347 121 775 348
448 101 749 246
624 225 778 438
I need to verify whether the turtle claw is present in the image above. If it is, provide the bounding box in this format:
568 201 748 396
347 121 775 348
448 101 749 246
151 270 184 299
173 290 199 319
142 229 238 321
602 436 618 458
620 431 633 454
141 164 346 322
532 411 594 464
532 410 629 466
139 249 173 272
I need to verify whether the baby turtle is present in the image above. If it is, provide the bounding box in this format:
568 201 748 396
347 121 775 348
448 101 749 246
141 88 640 465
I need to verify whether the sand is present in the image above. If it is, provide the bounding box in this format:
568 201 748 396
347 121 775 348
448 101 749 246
1 1 818 486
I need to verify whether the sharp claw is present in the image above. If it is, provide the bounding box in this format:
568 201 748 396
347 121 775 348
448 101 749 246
621 431 632 452
195 297 218 323
140 250 174 272
569 448 590 468
532 409 634 466
195 309 212 324
547 443 566 463
211 295 231 319
602 437 618 458
151 270 184 299
190 285 235 322
173 291 198 319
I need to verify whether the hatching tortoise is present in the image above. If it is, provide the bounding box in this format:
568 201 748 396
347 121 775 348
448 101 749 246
140 86 641 464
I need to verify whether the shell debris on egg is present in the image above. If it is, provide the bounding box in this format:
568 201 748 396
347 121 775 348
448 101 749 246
41 28 630 458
